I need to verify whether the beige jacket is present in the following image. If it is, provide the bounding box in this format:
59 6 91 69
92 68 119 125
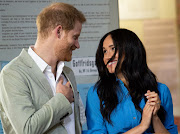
0 49 82 134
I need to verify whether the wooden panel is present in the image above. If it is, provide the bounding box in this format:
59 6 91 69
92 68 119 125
174 116 180 132
144 19 179 106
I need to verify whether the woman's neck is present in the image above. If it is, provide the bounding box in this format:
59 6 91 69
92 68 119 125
117 73 128 86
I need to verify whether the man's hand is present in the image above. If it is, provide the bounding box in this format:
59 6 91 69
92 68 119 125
56 77 74 103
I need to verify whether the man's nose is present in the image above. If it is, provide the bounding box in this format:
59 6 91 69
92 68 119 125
75 41 80 49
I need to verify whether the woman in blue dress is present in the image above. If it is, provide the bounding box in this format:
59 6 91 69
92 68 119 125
85 28 178 134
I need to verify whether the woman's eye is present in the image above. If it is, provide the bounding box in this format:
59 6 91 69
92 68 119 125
112 47 115 50
103 50 107 54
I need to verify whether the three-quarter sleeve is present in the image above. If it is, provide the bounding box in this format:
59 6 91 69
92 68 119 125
85 86 108 134
158 83 178 134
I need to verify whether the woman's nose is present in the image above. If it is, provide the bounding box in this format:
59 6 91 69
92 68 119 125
105 51 113 59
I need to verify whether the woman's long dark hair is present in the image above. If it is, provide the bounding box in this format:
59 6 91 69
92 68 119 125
95 28 166 125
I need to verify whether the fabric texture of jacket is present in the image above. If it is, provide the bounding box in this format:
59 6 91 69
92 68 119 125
0 49 82 134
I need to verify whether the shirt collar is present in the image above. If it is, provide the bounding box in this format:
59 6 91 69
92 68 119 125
28 46 48 72
117 78 124 85
117 78 129 95
28 46 65 79
56 61 65 80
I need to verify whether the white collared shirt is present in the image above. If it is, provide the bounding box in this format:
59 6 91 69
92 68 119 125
28 46 75 134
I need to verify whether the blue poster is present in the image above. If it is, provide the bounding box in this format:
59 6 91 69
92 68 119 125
0 61 9 70
77 83 95 108
0 120 3 134
77 83 95 130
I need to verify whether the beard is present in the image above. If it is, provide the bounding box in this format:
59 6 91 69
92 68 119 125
54 35 77 62
54 44 74 62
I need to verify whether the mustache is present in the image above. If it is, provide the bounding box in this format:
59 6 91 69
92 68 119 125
71 45 77 50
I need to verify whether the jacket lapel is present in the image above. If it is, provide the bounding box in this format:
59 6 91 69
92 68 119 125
62 66 79 106
62 66 81 133
20 49 54 98
62 67 78 94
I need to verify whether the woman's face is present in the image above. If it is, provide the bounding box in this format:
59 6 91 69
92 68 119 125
103 35 119 74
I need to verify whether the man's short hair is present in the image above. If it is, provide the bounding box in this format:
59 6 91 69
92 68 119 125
36 2 86 38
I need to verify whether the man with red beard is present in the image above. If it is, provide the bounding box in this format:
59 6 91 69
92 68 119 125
0 2 86 134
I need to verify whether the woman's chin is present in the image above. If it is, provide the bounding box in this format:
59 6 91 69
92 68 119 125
107 69 115 74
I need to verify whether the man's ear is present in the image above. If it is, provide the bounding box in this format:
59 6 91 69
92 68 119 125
56 25 63 39
57 29 60 38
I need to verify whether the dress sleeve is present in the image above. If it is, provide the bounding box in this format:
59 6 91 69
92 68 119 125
84 86 108 134
159 83 178 134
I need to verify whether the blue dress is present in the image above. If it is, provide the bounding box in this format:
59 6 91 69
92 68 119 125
0 120 3 134
84 79 178 134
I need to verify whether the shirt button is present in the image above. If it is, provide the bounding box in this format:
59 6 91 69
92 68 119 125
133 117 136 119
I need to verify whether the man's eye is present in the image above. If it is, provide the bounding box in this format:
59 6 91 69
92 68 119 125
73 36 78 40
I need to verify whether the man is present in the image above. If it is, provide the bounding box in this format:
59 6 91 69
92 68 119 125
0 2 86 134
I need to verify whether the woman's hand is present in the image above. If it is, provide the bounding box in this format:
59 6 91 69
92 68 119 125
140 102 154 130
144 90 170 133
123 102 154 134
145 90 161 116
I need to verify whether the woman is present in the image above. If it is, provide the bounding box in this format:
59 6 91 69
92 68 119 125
85 29 178 133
